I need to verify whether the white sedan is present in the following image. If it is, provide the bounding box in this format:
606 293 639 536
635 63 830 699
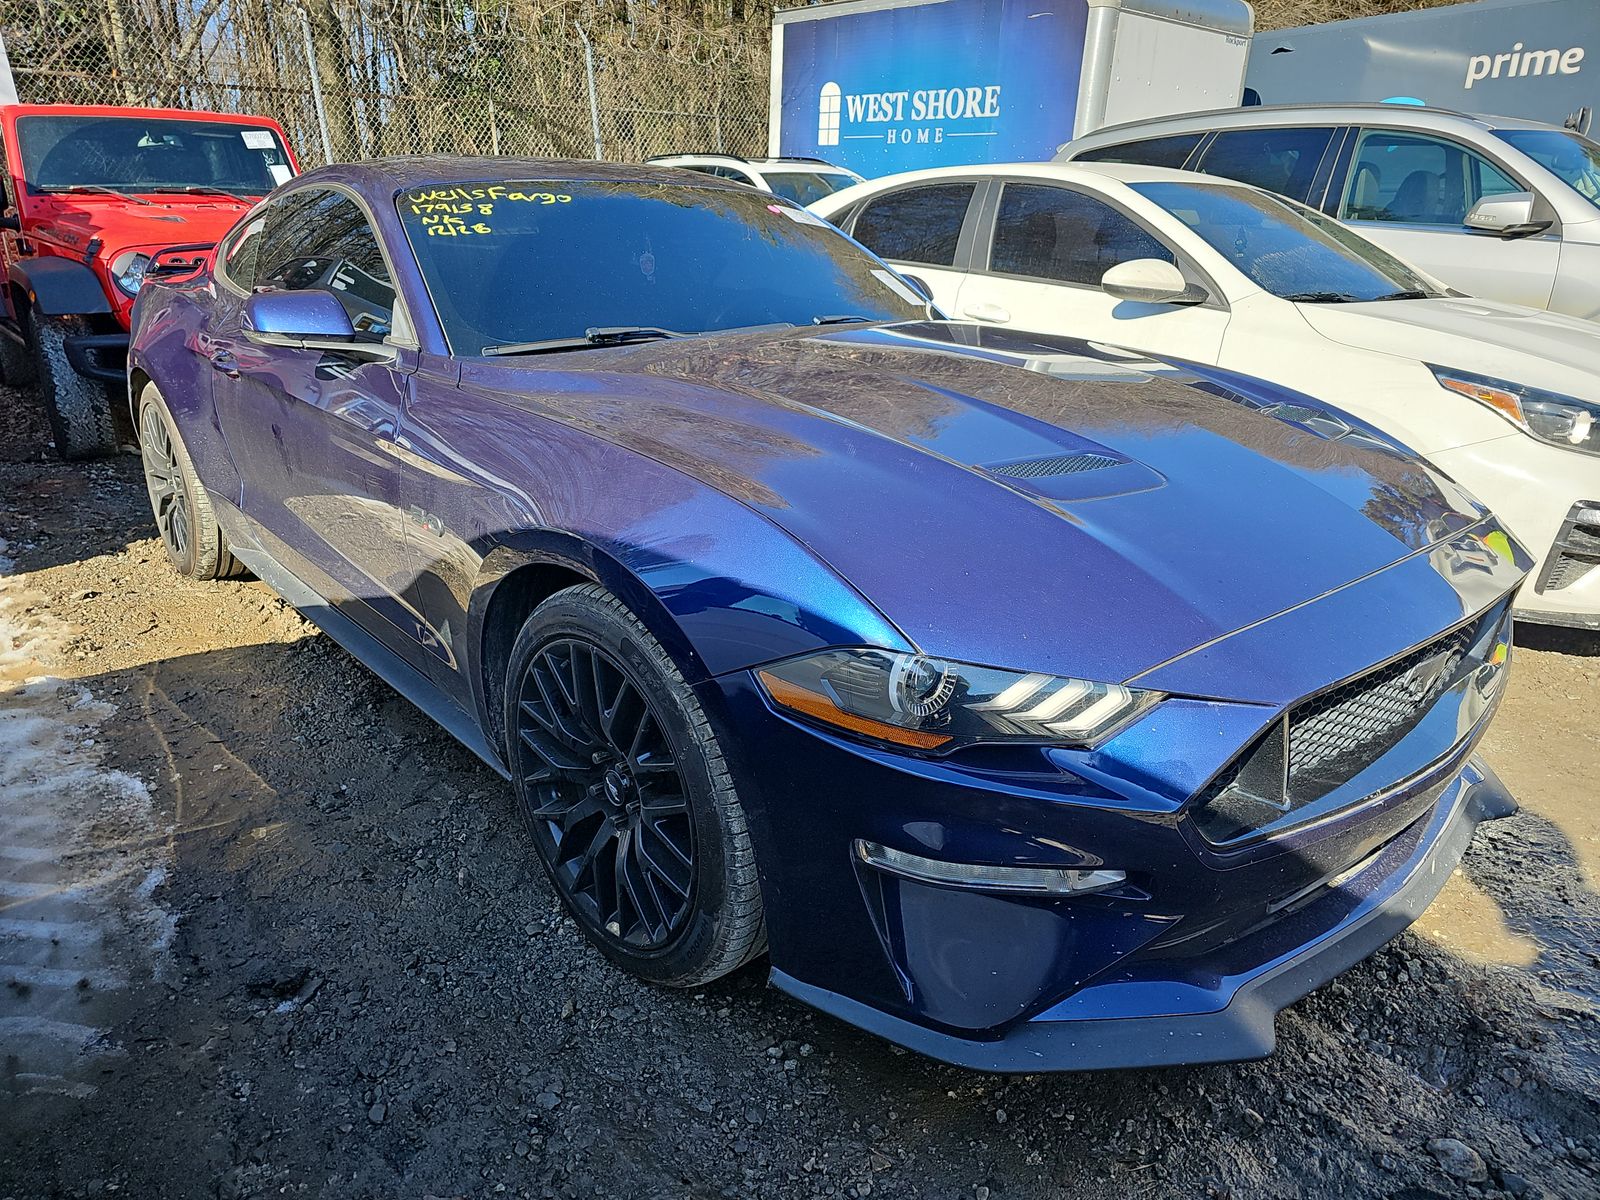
810 162 1600 630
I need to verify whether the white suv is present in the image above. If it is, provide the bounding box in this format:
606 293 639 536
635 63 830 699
645 154 864 208
1057 104 1600 322
810 161 1600 630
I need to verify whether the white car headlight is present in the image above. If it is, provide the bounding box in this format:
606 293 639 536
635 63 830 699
756 647 1161 753
110 251 151 297
1430 364 1600 456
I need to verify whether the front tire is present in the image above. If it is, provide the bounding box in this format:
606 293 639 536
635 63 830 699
33 314 118 460
136 383 244 580
506 583 766 987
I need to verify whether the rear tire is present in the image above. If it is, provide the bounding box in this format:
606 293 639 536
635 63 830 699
136 382 245 581
506 583 766 987
33 314 119 460
0 305 35 389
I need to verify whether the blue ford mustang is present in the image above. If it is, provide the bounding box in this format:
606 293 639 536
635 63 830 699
128 159 1528 1071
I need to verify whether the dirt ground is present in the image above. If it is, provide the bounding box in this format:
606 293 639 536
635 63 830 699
1 380 1597 1200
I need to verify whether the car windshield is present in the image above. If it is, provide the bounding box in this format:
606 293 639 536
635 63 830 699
397 179 926 355
1496 128 1600 211
16 114 292 196
1133 180 1439 302
761 171 860 206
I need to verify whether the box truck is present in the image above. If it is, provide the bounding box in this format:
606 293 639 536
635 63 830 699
769 0 1255 178
1247 0 1597 133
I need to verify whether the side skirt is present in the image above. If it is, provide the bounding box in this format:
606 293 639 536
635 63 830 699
218 506 510 781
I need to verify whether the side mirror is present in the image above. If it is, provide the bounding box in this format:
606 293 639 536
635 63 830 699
0 211 19 233
245 289 355 346
1463 191 1551 239
1101 259 1208 306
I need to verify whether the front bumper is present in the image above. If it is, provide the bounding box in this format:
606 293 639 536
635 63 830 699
702 532 1525 1073
771 757 1512 1071
64 330 129 384
1430 436 1600 629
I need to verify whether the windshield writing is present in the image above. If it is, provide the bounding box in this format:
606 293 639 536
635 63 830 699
397 179 924 355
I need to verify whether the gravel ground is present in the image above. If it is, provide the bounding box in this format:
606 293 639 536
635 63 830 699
1 381 1597 1200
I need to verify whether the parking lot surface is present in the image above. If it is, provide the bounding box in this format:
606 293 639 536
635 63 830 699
1 384 1597 1200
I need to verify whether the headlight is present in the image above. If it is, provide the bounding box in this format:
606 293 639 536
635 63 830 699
755 648 1161 752
1430 364 1600 456
111 251 151 297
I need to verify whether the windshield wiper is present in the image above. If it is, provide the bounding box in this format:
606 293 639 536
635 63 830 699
812 314 875 326
41 184 154 206
1370 290 1432 301
1282 291 1359 303
483 326 691 357
147 186 251 200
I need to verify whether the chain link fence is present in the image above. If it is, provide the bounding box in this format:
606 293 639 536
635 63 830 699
0 0 776 167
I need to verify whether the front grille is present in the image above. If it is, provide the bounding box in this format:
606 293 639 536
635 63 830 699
1286 621 1477 793
989 452 1121 479
1536 504 1600 593
1193 606 1507 846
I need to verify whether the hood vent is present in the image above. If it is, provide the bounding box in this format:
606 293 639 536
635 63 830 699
988 452 1122 480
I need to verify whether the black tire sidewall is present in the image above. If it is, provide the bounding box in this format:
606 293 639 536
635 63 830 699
505 588 740 986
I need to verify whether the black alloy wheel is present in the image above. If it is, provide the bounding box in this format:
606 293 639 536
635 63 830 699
505 583 765 987
140 398 193 567
135 383 245 581
517 637 697 949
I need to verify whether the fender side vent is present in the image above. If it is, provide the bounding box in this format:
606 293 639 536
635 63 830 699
989 452 1121 480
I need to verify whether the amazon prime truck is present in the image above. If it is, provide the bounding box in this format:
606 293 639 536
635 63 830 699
768 0 1255 178
1248 0 1597 133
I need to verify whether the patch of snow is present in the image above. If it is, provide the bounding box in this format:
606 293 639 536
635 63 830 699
0 552 174 1097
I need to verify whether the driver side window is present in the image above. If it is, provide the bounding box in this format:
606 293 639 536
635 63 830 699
1340 130 1520 226
255 187 396 338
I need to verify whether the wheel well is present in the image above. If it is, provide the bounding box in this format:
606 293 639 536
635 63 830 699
128 366 151 423
480 561 594 750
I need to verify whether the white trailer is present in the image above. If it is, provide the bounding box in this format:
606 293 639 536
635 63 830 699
770 0 1255 178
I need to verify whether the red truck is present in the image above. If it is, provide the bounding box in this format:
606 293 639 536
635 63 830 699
0 104 299 457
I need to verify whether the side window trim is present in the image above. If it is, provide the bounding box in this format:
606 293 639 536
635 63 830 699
1307 125 1355 214
971 178 1227 310
239 181 419 348
214 203 269 295
956 178 1000 273
1317 126 1358 216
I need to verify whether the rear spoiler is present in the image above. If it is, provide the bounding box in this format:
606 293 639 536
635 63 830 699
147 242 217 281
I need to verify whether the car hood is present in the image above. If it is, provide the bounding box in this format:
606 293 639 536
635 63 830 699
33 197 256 260
460 323 1497 688
1297 296 1600 402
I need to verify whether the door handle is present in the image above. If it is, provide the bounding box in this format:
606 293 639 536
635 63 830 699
209 350 240 378
962 302 1011 324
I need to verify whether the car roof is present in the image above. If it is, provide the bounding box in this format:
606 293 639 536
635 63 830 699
648 153 860 171
0 103 283 125
1062 102 1576 154
299 156 757 197
815 160 1204 195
